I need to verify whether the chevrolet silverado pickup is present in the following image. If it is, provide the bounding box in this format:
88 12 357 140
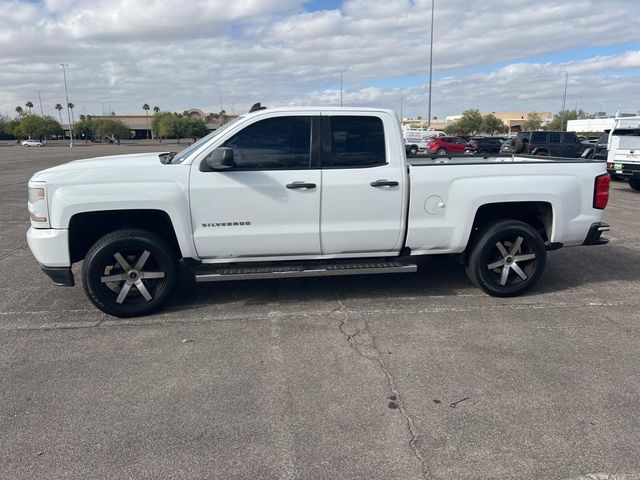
27 106 611 317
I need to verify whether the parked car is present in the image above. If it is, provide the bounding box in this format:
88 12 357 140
21 140 43 147
601 116 640 190
27 106 610 317
465 136 507 155
404 128 446 156
500 131 586 157
427 136 467 155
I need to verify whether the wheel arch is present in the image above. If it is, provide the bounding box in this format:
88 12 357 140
68 209 184 263
466 201 553 251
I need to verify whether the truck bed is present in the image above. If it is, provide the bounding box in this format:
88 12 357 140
408 153 603 166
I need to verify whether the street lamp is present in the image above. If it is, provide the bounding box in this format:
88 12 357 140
559 70 568 132
427 0 435 128
340 69 345 107
60 64 74 147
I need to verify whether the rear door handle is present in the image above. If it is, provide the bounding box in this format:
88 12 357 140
370 180 399 187
286 182 317 189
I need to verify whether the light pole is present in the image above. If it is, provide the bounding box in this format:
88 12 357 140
60 64 73 147
340 69 344 107
559 70 568 132
427 0 435 128
37 90 44 116
400 88 404 120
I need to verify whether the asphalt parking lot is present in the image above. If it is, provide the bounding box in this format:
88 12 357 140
1 142 639 480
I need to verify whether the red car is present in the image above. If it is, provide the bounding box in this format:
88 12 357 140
427 136 467 155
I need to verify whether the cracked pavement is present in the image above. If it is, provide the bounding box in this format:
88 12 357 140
1 142 640 479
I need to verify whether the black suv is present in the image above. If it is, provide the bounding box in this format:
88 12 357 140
500 131 586 157
464 136 507 154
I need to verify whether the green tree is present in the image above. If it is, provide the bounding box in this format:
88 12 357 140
25 101 34 114
523 112 544 131
444 122 459 135
481 113 505 135
4 118 22 139
456 109 483 135
94 119 130 140
42 115 63 138
143 103 150 139
153 106 160 113
186 118 208 142
73 116 95 141
15 106 24 116
54 103 64 126
546 109 586 131
67 102 75 126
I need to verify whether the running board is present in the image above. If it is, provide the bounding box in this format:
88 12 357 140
195 260 417 283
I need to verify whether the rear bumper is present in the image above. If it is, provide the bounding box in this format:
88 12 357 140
583 222 610 246
41 265 75 286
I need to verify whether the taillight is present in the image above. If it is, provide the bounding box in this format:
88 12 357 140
593 173 610 209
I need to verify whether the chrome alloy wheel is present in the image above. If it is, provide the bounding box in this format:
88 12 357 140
486 236 537 286
100 250 166 304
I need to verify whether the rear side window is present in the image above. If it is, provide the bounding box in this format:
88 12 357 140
549 132 561 143
327 116 386 168
224 116 311 169
531 132 547 143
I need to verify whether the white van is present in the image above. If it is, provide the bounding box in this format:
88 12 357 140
403 127 446 155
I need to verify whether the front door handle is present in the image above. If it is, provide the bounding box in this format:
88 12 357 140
286 182 317 189
370 180 399 187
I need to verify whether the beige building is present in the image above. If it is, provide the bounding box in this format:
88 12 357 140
445 112 553 133
75 108 238 139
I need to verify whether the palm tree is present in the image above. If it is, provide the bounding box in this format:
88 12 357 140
143 103 150 139
25 101 34 114
55 103 64 128
153 106 160 113
15 106 23 116
67 102 75 127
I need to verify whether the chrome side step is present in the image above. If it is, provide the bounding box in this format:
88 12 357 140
195 260 417 283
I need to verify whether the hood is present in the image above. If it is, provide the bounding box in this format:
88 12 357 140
30 152 171 181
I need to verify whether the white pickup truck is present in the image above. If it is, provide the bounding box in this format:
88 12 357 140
27 106 611 317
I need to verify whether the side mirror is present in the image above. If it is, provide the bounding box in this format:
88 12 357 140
204 147 235 171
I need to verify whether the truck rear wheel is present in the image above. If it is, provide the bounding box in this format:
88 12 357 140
629 178 640 191
82 229 178 317
465 220 546 297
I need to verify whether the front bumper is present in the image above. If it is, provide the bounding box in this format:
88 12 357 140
26 227 71 267
41 265 75 286
583 222 610 246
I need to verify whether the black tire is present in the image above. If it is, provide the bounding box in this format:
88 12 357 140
437 148 447 156
409 145 419 156
534 150 549 156
82 229 178 317
509 137 523 154
629 178 640 191
465 220 547 297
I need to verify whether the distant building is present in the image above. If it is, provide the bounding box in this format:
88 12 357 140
64 108 239 139
445 112 553 133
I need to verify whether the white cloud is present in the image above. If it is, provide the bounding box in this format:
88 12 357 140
0 0 638 118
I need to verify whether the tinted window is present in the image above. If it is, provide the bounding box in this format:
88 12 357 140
531 132 547 143
328 116 386 167
549 132 561 143
223 116 311 169
563 132 578 143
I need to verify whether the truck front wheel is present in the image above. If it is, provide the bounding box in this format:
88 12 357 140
82 229 178 317
465 220 547 297
629 178 640 191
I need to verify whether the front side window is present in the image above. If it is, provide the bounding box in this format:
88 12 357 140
327 116 386 168
223 116 311 169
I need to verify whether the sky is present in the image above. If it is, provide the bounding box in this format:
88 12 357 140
1 0 639 120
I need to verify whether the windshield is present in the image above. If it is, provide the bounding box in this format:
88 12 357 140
168 115 245 164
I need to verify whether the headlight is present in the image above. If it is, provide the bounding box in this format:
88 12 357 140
28 184 50 227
